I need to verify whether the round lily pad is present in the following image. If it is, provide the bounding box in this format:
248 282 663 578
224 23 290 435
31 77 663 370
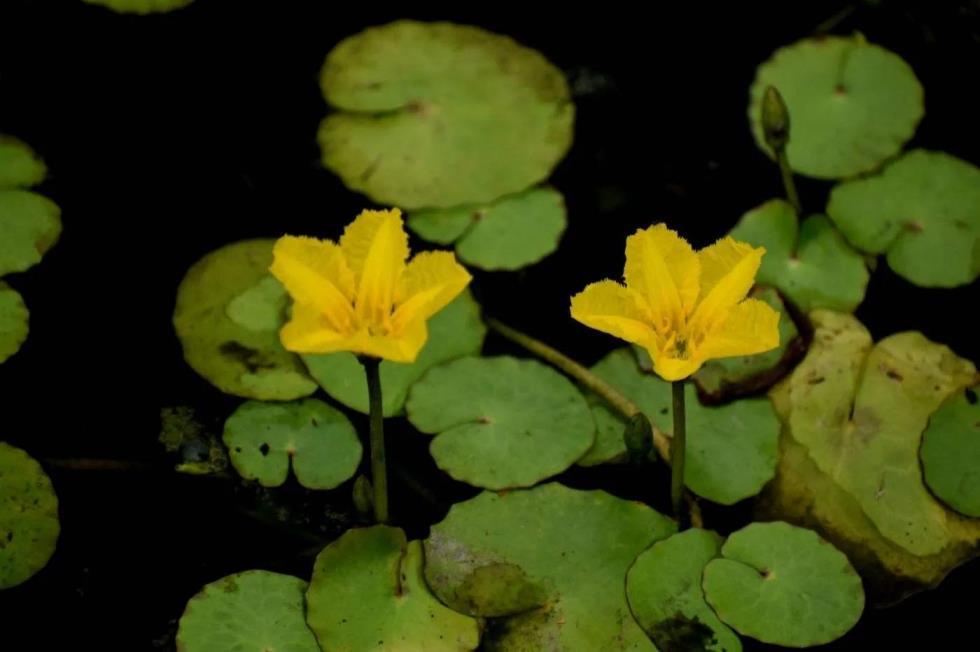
921 388 980 518
587 349 779 504
318 20 574 209
302 291 485 417
0 190 62 276
0 136 46 188
729 199 868 312
223 399 362 490
176 570 319 652
0 284 29 364
406 356 594 489
627 529 741 652
408 187 567 271
0 442 59 589
703 521 864 647
83 0 195 14
749 36 923 179
307 525 480 651
173 240 318 401
827 149 980 287
425 483 675 650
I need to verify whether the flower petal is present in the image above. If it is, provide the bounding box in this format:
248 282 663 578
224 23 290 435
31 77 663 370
570 280 661 351
650 355 705 382
280 302 348 353
347 319 428 363
697 298 780 360
340 209 409 325
269 236 356 333
624 224 700 327
690 237 764 334
392 251 472 332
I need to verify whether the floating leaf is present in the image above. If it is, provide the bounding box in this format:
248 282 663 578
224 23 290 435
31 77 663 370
749 36 923 179
223 399 362 490
729 199 868 312
826 149 980 287
425 483 675 650
0 136 46 188
0 442 59 589
703 521 864 647
920 388 980 518
318 20 574 209
176 570 319 652
0 284 29 364
173 240 317 401
587 349 779 504
408 187 566 270
627 529 741 652
0 190 62 276
693 286 804 402
303 291 485 416
406 356 594 489
83 0 195 14
307 525 480 651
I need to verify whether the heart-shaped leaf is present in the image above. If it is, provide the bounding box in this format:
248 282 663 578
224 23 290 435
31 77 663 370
83 0 195 14
0 135 46 189
0 190 62 276
0 442 59 589
920 387 980 518
0 284 29 364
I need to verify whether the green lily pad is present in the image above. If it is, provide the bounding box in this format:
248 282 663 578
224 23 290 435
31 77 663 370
83 0 195 14
303 291 485 417
693 286 803 402
921 388 980 518
173 240 317 401
749 35 923 179
627 529 741 652
703 521 864 647
0 136 46 188
0 442 59 589
318 20 574 209
0 284 29 364
0 190 62 276
176 570 319 652
729 199 869 312
405 356 594 489
223 399 362 490
587 349 779 504
425 483 676 650
826 149 980 287
777 311 978 556
307 525 480 651
408 187 566 271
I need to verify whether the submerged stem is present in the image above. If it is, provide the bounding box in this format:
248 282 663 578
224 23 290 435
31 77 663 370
361 356 389 524
670 380 687 528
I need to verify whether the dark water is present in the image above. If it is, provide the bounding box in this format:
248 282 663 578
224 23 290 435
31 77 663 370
1 1 977 649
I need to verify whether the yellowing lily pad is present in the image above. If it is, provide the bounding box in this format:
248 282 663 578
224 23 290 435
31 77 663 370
306 525 480 651
0 442 59 589
588 349 779 504
302 291 485 417
222 399 362 490
0 190 62 276
749 36 923 179
702 521 864 647
408 187 567 271
920 388 980 518
318 20 574 209
405 356 594 489
173 240 317 401
728 199 869 312
424 483 676 650
0 136 46 188
627 529 741 652
0 284 29 364
176 570 319 652
83 0 195 14
826 149 980 287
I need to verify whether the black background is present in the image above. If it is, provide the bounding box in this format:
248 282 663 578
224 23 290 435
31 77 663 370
1 0 978 649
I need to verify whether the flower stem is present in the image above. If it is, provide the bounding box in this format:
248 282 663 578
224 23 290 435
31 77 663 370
776 151 802 217
670 380 687 529
361 357 389 524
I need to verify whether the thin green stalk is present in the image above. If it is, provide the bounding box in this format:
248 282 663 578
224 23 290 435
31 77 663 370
776 150 802 216
361 357 389 524
761 85 802 218
670 380 687 528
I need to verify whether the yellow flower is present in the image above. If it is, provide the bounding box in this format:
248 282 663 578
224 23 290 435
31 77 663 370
570 224 780 381
269 208 471 363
